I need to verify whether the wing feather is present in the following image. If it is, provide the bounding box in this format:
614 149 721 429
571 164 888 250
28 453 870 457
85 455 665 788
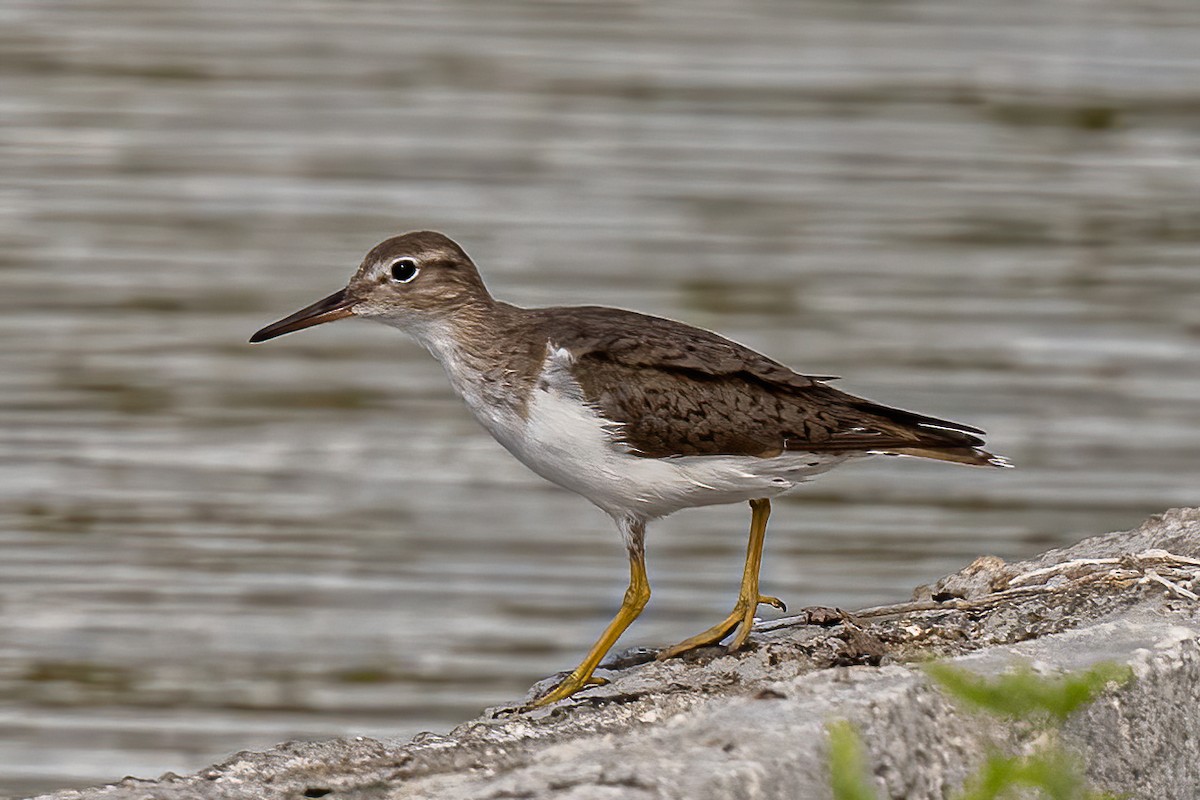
526 305 1001 465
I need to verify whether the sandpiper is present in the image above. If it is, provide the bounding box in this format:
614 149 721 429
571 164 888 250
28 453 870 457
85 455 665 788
251 231 1008 707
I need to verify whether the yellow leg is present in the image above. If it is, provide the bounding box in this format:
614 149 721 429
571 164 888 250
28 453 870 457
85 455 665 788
529 547 651 707
656 498 783 660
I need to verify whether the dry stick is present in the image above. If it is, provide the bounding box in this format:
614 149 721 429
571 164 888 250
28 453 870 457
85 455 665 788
1141 569 1200 602
758 554 1200 633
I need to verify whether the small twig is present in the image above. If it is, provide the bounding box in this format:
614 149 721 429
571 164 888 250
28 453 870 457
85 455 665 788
760 548 1200 639
763 556 1199 635
1007 558 1121 587
1008 550 1200 588
1134 548 1200 568
761 584 1061 631
1140 569 1200 602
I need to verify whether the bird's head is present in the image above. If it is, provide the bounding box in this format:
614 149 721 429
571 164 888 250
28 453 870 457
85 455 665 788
249 231 490 343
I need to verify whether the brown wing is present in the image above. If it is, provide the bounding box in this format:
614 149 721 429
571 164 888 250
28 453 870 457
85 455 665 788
529 306 1000 465
530 306 835 389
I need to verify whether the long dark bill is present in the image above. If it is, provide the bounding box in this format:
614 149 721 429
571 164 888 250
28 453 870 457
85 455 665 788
249 289 356 343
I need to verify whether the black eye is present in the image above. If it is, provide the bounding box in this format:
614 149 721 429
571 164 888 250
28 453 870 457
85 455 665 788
389 258 419 283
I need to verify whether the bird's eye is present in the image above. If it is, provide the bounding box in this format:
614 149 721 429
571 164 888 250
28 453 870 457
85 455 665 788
389 258 420 283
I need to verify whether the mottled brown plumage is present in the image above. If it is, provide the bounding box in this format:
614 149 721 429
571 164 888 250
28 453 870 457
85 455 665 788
504 304 994 464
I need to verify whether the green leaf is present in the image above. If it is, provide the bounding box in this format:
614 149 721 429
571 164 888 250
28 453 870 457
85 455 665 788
955 748 1110 800
827 720 880 800
925 661 1133 723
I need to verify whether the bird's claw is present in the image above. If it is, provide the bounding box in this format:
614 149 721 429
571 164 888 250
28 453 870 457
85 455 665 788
759 594 787 612
527 671 607 708
657 591 788 660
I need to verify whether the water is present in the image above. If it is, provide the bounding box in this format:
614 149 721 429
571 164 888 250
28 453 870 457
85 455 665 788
2 0 1199 795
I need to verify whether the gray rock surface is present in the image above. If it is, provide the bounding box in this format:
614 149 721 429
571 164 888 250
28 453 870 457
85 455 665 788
34 509 1200 800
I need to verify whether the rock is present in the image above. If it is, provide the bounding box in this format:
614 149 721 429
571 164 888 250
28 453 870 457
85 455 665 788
32 508 1200 800
930 555 1013 601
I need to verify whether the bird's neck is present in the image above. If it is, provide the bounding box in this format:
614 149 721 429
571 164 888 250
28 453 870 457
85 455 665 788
401 301 541 420
402 298 507 362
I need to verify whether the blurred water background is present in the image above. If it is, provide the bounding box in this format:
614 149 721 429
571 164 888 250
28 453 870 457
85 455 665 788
2 0 1199 795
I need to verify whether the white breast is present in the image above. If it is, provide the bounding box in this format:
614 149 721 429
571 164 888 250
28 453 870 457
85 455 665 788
474 346 852 521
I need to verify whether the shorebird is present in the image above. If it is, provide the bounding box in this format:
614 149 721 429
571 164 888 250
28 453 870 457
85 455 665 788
250 231 1008 707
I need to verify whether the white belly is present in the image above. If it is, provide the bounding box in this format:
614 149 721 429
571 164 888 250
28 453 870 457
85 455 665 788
480 356 849 521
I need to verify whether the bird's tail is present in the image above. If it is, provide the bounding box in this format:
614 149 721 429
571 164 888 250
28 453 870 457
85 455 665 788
875 445 1012 468
847 398 1013 468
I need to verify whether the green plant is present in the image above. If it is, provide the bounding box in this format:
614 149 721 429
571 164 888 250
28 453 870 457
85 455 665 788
827 720 878 800
828 661 1133 800
923 661 1133 725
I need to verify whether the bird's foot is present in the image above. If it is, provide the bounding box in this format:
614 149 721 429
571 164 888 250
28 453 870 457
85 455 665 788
526 672 608 708
656 594 786 661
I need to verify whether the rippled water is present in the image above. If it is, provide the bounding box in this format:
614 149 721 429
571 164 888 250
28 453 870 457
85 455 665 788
2 0 1199 795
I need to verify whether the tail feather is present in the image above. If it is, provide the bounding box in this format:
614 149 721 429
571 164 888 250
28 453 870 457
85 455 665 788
875 446 1013 469
781 386 1011 467
835 394 1011 468
849 400 986 447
